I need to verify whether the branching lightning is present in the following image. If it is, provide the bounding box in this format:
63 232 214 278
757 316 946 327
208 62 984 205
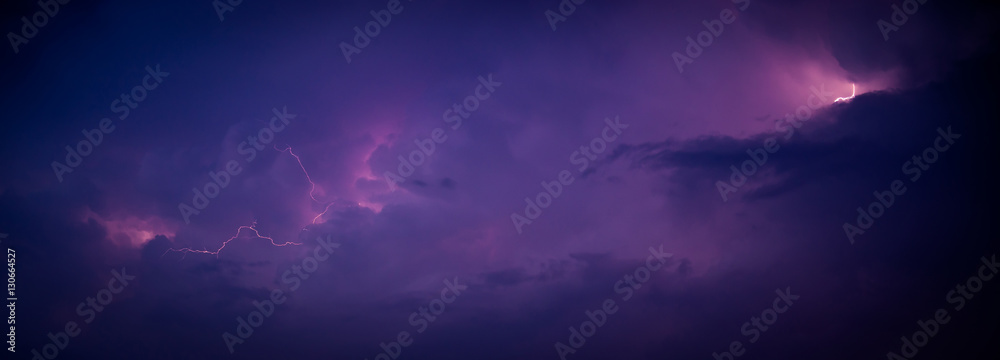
164 145 338 259
162 222 300 259
834 83 857 103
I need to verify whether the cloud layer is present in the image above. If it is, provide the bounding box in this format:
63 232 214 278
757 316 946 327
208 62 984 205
1 0 998 359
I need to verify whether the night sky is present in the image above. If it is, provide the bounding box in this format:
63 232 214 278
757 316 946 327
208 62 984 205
1 0 999 359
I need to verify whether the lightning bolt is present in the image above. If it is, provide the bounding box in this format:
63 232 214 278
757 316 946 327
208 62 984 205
165 145 337 259
273 145 340 225
275 145 323 203
162 222 300 259
834 83 856 103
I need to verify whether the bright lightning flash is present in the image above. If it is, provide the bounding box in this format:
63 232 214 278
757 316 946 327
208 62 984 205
834 84 856 103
